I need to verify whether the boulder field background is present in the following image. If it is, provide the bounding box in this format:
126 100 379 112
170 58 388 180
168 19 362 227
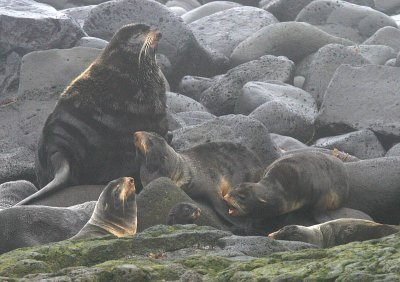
1 0 400 280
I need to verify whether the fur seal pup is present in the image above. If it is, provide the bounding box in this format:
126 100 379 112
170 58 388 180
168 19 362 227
133 131 263 226
17 23 168 205
166 202 201 225
224 151 349 219
71 177 137 240
268 219 400 248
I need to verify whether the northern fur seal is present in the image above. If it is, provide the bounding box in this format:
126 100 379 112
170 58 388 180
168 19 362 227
224 151 349 218
133 131 262 226
166 202 201 225
18 23 168 205
268 219 400 248
71 177 137 240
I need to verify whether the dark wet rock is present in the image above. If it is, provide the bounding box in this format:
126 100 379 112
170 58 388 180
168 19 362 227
166 0 201 11
313 129 386 159
75 37 108 49
0 201 95 254
189 7 277 57
0 52 21 100
386 143 400 156
316 65 400 137
167 92 209 113
0 147 35 185
0 224 398 280
175 111 216 126
137 177 227 232
231 22 353 66
60 5 96 27
0 180 37 209
200 55 294 115
171 114 281 166
262 0 374 22
182 1 242 23
83 0 228 87
0 0 85 56
296 0 397 42
348 44 397 65
303 44 369 106
270 133 308 152
177 76 216 102
363 26 400 52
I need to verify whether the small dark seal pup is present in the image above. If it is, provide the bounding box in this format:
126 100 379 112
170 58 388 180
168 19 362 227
268 219 400 248
224 151 349 218
133 131 262 226
166 202 201 225
18 23 168 205
71 177 137 240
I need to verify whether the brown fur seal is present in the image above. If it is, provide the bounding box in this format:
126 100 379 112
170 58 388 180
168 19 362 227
268 219 400 248
133 131 263 226
224 151 349 219
166 202 201 225
17 23 168 205
71 177 137 240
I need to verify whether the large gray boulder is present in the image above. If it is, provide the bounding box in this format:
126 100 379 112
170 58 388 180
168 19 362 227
0 0 85 56
200 55 294 115
262 0 375 22
182 1 242 23
363 26 400 52
175 111 216 126
0 52 21 99
386 143 400 157
165 0 201 11
171 114 281 166
296 0 397 42
177 76 216 101
270 133 308 153
235 81 317 116
230 22 353 66
82 0 228 87
348 44 397 65
303 44 369 106
60 5 96 28
313 130 386 159
375 0 400 14
189 6 277 57
316 64 400 137
0 180 37 209
166 92 209 113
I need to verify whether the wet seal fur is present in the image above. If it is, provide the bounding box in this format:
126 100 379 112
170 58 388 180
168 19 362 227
268 218 400 248
224 151 349 219
18 23 168 205
166 202 201 225
133 131 263 226
71 177 137 240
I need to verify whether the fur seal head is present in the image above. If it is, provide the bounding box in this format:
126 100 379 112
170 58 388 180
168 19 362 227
82 177 138 238
166 202 201 225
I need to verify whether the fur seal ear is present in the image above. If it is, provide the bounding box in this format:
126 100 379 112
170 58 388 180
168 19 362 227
134 131 148 156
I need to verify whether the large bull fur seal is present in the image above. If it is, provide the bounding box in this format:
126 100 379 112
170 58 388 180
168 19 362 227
17 23 168 205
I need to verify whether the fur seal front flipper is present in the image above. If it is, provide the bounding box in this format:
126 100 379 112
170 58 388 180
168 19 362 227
17 23 168 205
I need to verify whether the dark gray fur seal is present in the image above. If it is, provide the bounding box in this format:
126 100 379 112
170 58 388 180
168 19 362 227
71 177 137 240
224 151 349 219
133 131 263 226
268 219 400 248
166 202 201 225
17 23 168 205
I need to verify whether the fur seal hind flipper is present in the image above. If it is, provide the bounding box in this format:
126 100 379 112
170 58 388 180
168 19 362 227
16 152 71 206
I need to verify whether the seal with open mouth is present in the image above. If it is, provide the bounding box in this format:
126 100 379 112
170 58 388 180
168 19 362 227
17 23 168 205
224 151 349 219
71 177 137 240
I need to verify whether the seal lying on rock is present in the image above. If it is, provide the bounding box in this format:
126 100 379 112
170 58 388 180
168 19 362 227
268 219 400 248
134 131 263 226
71 177 137 240
166 202 201 225
17 23 168 205
224 151 349 218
